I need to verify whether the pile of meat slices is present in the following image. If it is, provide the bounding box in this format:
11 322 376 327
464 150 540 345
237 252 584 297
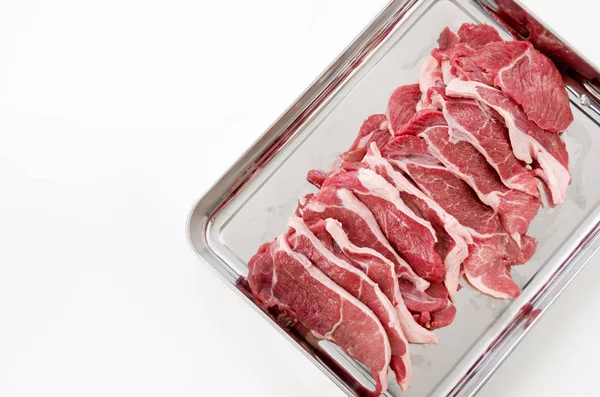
246 23 572 394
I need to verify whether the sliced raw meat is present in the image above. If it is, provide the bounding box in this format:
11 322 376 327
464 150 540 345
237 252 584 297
287 217 412 390
420 126 540 244
411 303 456 330
306 169 328 189
362 143 472 300
433 24 502 87
321 168 445 283
387 84 421 134
383 134 435 160
430 89 540 198
382 137 536 299
456 23 503 49
343 114 391 162
433 28 494 86
429 304 457 330
398 280 447 313
400 159 536 298
471 40 573 132
299 186 430 291
436 27 460 53
417 56 443 110
395 108 447 136
325 218 438 344
445 79 570 204
413 312 431 328
247 236 391 392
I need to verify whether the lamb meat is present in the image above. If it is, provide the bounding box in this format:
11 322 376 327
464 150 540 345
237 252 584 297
445 79 570 205
299 186 430 290
287 217 412 390
324 218 439 344
321 168 446 283
247 235 392 393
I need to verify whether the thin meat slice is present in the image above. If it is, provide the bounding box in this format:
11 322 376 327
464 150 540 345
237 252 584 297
343 114 391 162
387 84 421 134
420 126 540 244
433 24 503 87
417 56 443 110
325 219 439 344
321 168 445 283
445 79 570 205
395 108 447 136
471 40 573 132
398 280 447 313
456 23 503 49
396 158 536 299
287 217 412 390
300 186 430 291
362 143 472 301
433 28 494 86
429 304 457 330
430 89 540 199
382 136 536 298
247 236 391 392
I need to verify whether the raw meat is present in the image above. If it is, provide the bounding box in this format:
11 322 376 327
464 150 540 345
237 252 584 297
342 114 391 162
429 89 540 199
457 23 503 49
321 168 446 283
429 305 457 330
445 79 570 205
471 40 573 132
433 28 495 86
362 143 472 300
394 109 447 136
382 135 536 298
245 22 574 393
287 217 412 390
420 125 540 244
325 218 439 344
432 23 502 87
247 235 391 392
387 84 421 134
398 279 447 313
299 186 430 291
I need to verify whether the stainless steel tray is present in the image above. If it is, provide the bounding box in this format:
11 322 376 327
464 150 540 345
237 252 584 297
187 0 600 395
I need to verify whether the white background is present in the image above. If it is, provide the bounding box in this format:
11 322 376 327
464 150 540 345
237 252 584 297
1 0 598 396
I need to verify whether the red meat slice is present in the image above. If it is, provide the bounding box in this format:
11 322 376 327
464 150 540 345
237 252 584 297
394 108 447 136
247 235 391 393
342 114 391 162
382 135 536 299
362 143 472 300
387 84 421 134
287 217 412 391
471 40 573 132
430 89 540 199
321 168 445 283
299 186 429 291
445 79 570 205
420 125 540 245
324 218 439 344
457 23 503 49
398 279 447 313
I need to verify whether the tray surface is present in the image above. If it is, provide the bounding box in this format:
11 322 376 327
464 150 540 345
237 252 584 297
188 0 600 395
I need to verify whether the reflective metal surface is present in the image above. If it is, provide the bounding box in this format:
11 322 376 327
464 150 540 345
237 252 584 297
187 1 600 395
